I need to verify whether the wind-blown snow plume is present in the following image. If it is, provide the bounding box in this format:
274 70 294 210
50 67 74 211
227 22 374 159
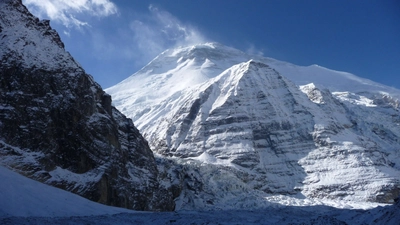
129 4 206 64
22 0 118 28
245 43 265 56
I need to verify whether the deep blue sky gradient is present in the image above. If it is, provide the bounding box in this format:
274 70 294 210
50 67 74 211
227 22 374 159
49 0 399 89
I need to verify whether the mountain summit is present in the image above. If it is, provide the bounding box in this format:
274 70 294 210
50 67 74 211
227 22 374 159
107 42 400 209
107 42 400 127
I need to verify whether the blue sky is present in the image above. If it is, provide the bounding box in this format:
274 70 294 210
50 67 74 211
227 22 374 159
23 0 399 89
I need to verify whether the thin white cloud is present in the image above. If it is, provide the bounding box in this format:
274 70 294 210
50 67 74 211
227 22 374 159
148 4 204 45
246 43 265 56
63 30 71 37
127 4 207 61
86 4 208 80
22 0 118 29
23 1 209 82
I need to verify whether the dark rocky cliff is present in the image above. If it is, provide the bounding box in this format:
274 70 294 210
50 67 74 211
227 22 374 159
0 0 174 211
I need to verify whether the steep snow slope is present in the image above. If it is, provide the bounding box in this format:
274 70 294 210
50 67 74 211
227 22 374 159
270 62 400 99
143 61 318 197
0 166 131 217
107 43 256 122
107 43 400 209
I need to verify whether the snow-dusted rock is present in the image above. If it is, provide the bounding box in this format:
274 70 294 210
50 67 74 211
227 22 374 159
0 0 174 211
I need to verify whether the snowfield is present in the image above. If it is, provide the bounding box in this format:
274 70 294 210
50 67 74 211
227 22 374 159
0 166 131 218
1 165 399 225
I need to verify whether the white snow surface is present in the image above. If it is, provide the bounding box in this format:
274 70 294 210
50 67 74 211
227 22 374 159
0 165 130 218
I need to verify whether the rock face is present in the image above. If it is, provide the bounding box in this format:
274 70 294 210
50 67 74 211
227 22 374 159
107 43 400 209
0 0 174 211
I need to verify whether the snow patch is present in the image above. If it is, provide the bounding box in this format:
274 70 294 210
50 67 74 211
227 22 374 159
299 83 325 104
333 91 377 107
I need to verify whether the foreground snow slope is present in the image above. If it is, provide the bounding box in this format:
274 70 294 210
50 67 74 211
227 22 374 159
1 165 400 225
107 43 400 209
0 166 131 217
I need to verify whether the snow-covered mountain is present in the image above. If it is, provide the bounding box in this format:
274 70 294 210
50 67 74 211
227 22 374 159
107 42 400 209
2 0 400 222
107 43 400 123
0 0 174 211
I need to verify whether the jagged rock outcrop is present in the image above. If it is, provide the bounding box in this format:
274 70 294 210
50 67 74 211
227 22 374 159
0 0 174 211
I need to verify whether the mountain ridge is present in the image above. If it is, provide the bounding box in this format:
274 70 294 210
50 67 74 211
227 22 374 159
107 42 400 125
